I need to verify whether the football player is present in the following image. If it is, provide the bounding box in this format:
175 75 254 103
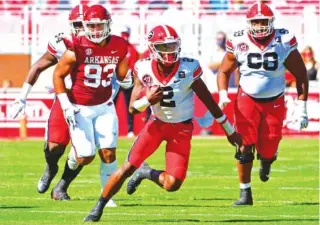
217 2 309 205
11 4 89 197
83 24 243 222
52 4 131 206
113 25 140 138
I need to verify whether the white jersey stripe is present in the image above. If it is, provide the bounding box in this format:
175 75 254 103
80 4 83 16
162 25 171 38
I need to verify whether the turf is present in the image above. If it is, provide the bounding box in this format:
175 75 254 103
0 138 318 225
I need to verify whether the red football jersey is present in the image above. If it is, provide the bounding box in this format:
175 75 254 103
68 35 128 105
126 42 140 70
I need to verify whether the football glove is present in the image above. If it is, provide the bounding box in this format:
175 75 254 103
117 70 134 89
12 98 26 119
292 100 308 131
63 105 80 130
57 93 80 129
12 82 33 119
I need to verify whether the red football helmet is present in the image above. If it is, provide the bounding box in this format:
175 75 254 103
69 4 89 36
120 25 131 41
147 25 181 66
246 3 275 39
83 5 112 44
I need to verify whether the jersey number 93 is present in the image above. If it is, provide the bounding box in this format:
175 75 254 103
84 64 115 88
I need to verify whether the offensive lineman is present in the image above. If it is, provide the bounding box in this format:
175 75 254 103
217 2 309 205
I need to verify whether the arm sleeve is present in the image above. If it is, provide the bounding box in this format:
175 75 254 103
47 33 68 59
192 60 203 81
284 34 298 59
226 38 234 53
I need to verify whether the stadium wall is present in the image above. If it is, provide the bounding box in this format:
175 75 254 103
0 88 318 138
0 54 30 87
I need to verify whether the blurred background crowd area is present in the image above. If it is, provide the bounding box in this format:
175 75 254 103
0 0 319 91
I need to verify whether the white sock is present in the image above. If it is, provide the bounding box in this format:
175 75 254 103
240 183 251 189
67 147 78 171
100 160 118 190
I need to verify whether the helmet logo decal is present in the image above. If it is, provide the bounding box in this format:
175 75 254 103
148 31 154 40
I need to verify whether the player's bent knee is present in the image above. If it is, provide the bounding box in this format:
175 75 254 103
99 148 116 163
235 145 255 164
47 142 66 153
77 156 95 166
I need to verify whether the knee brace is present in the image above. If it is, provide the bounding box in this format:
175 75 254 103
235 145 255 164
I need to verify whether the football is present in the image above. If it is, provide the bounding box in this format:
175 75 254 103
146 85 163 105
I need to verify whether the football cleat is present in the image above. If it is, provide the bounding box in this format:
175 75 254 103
233 188 253 206
259 160 271 182
127 131 135 138
51 189 71 201
84 199 106 222
37 164 58 193
105 199 117 207
127 163 151 195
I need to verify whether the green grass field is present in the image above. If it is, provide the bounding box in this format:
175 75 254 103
0 138 318 225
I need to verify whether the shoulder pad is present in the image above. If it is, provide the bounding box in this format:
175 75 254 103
180 58 202 80
276 28 297 46
181 57 196 63
276 28 289 35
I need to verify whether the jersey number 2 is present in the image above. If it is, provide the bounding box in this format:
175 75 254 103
84 64 115 88
247 52 278 71
160 86 176 107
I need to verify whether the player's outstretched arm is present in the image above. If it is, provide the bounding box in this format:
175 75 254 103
53 50 79 129
284 49 309 101
284 49 309 130
217 52 238 109
191 78 242 147
11 51 58 119
25 51 58 85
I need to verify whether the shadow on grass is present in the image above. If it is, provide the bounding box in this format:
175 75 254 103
148 218 319 223
290 202 319 206
120 203 230 208
218 219 319 223
71 197 142 202
0 205 39 209
194 197 235 201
